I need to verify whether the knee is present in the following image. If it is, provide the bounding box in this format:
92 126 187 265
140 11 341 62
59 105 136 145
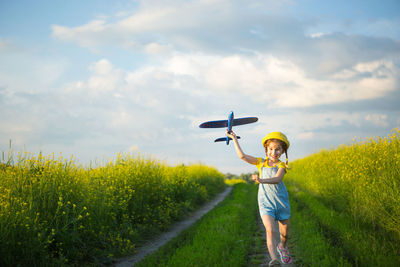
280 232 289 240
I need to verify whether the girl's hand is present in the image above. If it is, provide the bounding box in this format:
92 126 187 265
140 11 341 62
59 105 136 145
226 130 236 139
251 174 260 184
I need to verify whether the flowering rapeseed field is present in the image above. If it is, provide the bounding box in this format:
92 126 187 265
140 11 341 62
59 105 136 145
286 128 400 266
287 128 400 236
0 152 225 266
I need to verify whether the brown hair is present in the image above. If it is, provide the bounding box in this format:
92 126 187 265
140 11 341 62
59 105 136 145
264 139 289 166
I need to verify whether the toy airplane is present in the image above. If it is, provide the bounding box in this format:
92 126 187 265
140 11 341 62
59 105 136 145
199 111 258 145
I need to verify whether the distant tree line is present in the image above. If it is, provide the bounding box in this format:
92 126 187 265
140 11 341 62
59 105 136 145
224 172 257 183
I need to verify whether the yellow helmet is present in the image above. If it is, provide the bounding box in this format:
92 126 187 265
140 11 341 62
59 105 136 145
262 132 290 149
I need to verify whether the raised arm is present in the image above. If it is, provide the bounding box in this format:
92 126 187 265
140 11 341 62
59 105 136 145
226 130 258 165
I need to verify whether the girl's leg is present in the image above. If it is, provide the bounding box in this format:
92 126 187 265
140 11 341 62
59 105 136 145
277 219 290 248
261 214 279 261
277 219 292 264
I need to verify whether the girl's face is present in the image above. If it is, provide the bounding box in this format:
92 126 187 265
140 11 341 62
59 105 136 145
267 140 283 163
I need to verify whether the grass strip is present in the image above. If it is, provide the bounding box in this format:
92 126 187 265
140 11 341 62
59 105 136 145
288 191 352 266
135 183 259 267
247 218 269 266
287 183 400 266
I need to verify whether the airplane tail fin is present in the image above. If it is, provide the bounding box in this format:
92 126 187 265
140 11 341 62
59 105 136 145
214 136 240 143
214 137 229 142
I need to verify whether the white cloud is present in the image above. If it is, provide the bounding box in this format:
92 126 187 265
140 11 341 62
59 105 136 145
50 0 400 86
52 20 110 48
87 61 123 92
298 132 314 140
49 0 303 55
51 1 222 51
161 53 400 108
365 114 389 127
143 42 173 54
63 53 400 120
64 59 125 95
310 32 326 38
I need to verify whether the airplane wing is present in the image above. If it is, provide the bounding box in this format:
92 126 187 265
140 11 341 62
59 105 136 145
199 117 258 128
199 120 228 128
232 117 258 126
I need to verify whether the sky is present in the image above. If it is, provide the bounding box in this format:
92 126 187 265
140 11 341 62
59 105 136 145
1 0 400 174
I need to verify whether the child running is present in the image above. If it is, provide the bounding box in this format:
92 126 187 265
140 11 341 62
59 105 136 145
226 130 292 267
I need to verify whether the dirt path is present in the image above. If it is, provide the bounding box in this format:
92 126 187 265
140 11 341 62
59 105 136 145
248 215 296 266
113 186 233 267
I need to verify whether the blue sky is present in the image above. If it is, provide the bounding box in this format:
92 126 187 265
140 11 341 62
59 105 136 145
1 0 399 174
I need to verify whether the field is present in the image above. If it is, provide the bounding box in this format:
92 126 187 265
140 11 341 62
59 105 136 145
285 128 400 266
1 129 399 266
0 152 226 266
129 129 400 266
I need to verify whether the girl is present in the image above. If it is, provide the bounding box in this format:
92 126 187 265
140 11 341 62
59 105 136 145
226 130 292 267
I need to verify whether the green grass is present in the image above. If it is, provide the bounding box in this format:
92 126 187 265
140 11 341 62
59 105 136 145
135 183 259 267
288 191 352 267
287 182 400 266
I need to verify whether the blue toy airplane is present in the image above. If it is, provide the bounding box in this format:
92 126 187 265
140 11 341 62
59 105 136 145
199 111 258 145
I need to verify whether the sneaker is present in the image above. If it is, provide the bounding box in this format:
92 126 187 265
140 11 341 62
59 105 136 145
277 244 292 264
269 259 281 267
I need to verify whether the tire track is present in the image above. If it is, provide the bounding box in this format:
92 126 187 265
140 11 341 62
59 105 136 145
248 215 296 266
113 186 233 267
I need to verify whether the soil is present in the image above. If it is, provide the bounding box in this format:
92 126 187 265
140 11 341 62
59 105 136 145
248 215 296 266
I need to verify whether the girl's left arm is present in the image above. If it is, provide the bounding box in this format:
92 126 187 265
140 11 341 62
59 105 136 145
256 168 286 184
